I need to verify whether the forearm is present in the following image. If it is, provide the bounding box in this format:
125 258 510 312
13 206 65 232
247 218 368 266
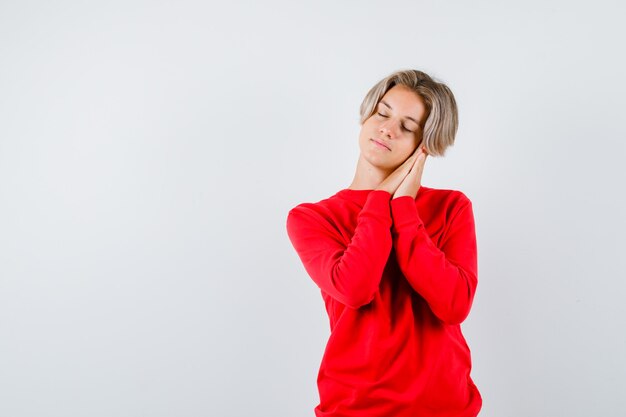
287 190 393 309
390 196 478 324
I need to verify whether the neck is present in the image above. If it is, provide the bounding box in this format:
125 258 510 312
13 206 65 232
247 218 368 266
348 154 393 190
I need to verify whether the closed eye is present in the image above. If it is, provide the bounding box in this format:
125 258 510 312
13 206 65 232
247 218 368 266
377 112 415 133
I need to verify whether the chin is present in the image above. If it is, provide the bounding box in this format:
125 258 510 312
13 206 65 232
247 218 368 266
363 155 398 171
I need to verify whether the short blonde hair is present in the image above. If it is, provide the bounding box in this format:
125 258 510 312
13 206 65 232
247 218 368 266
359 69 458 157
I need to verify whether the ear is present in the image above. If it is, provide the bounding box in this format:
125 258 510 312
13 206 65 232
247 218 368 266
418 138 427 153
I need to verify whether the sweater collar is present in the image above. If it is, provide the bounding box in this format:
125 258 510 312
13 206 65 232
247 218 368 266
335 188 374 205
335 186 430 205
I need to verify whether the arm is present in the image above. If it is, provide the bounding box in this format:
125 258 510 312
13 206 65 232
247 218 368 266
286 190 392 309
390 195 478 324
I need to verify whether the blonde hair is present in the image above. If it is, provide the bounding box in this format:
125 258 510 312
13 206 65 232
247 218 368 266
359 69 458 157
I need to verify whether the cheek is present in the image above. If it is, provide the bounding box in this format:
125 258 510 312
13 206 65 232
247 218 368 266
358 122 375 143
363 118 378 133
408 136 421 153
401 139 419 155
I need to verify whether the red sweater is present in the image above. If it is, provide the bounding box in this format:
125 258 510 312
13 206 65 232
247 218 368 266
286 186 482 417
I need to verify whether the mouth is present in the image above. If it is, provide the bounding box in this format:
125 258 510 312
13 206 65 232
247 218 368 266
371 138 391 151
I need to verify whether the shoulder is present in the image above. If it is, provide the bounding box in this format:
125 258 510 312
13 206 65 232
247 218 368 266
417 186 474 230
288 193 338 217
420 185 472 209
419 187 476 244
286 193 344 231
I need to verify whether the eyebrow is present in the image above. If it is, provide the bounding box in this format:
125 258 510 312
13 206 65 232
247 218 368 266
380 100 422 126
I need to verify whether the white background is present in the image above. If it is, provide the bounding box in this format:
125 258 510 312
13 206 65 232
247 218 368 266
1 1 625 416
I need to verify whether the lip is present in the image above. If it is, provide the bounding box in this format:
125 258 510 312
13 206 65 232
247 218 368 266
371 138 391 151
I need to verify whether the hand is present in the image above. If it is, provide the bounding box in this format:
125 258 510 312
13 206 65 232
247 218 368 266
375 150 420 195
392 145 428 200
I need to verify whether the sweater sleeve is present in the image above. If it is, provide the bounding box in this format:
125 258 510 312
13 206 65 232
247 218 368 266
390 195 478 325
286 190 393 309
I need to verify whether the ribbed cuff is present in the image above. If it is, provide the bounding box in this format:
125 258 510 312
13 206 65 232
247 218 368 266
390 196 424 232
359 190 392 227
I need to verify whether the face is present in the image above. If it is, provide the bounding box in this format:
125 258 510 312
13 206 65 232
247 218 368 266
358 84 427 171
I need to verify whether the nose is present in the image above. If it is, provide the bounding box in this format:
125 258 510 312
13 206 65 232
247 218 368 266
379 119 398 139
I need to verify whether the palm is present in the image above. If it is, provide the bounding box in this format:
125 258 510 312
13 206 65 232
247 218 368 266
393 148 427 199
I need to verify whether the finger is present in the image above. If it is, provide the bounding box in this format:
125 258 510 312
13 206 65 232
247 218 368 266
409 149 427 177
414 157 426 182
399 155 418 173
414 149 426 163
414 155 426 174
413 152 424 166
406 154 420 176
